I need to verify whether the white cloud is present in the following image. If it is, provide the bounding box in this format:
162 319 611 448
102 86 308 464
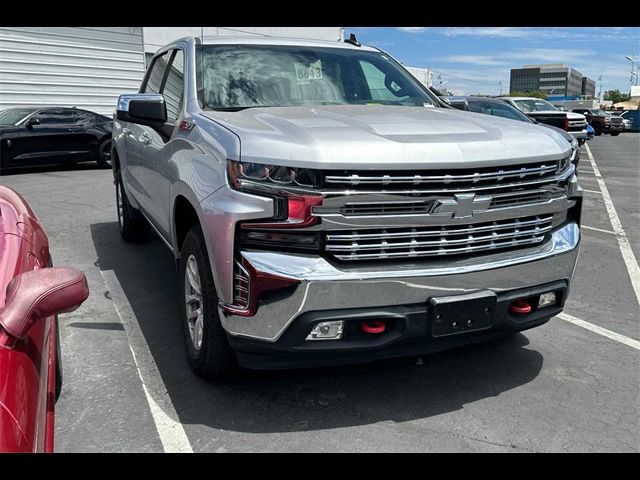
397 27 428 33
443 27 536 38
439 48 592 67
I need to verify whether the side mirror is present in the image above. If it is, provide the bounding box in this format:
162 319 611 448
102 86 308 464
443 98 469 111
26 117 40 129
0 267 89 343
116 93 167 129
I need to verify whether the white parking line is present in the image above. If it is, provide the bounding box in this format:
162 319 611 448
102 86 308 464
582 225 616 235
558 313 640 350
585 143 640 305
582 188 603 195
100 270 193 453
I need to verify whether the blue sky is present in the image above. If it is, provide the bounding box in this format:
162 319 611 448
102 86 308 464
346 27 639 95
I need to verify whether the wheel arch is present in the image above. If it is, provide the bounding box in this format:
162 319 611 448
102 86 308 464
171 183 224 301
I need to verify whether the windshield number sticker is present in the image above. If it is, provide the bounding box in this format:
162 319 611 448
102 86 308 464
294 60 322 84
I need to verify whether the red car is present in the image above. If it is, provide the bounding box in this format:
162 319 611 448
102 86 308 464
0 186 89 452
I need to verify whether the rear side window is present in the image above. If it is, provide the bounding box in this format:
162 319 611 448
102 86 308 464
34 109 77 124
143 52 169 94
163 49 185 123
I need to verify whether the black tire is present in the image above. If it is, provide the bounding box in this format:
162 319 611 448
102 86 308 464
55 316 63 402
180 226 237 380
610 131 620 136
96 137 112 169
594 127 603 136
115 170 150 242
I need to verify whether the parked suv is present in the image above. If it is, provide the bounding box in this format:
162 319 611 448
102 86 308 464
112 37 582 379
571 108 624 136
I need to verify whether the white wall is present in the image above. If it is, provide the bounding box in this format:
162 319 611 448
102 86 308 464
0 27 145 115
143 27 344 53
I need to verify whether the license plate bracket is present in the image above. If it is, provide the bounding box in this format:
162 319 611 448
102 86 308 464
429 291 497 337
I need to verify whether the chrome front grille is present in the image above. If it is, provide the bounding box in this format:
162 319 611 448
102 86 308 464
323 160 562 192
325 215 554 261
327 188 564 217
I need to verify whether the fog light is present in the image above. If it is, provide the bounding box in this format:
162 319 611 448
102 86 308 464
538 292 557 308
306 321 344 341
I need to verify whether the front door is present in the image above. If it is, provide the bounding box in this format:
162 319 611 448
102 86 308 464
138 48 185 240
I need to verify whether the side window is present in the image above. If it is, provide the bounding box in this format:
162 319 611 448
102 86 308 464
74 109 97 124
162 49 185 124
143 52 169 94
34 108 76 124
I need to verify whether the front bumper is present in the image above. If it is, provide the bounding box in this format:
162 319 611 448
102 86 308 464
228 280 567 369
220 222 580 350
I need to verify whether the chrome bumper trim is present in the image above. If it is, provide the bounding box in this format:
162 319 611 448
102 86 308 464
219 222 580 342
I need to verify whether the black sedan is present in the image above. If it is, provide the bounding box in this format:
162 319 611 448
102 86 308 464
0 107 113 171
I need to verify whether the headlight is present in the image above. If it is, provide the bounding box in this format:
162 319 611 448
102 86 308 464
228 160 320 191
569 139 580 168
570 138 579 151
228 160 323 230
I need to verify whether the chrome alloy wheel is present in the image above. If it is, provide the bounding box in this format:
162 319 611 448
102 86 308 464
184 254 204 351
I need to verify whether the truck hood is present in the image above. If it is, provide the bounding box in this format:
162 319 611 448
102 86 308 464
202 105 571 170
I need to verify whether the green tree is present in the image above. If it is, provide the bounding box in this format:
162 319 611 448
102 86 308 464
508 90 548 99
603 89 631 104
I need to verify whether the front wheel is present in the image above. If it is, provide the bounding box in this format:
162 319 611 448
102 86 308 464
180 226 237 380
115 171 150 242
96 138 112 168
610 131 620 136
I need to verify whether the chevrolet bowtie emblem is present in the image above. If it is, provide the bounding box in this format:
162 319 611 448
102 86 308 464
433 193 492 219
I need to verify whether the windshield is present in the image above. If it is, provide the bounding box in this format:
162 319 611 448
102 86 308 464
592 109 609 116
198 44 436 110
0 108 36 126
514 99 558 112
469 100 533 123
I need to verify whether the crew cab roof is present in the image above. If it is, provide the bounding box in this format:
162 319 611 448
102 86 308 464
195 36 379 52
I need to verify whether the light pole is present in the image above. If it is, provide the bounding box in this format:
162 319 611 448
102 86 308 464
498 81 503 96
625 51 638 88
437 74 448 95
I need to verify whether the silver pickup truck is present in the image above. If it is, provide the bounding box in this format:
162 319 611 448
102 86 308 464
112 36 582 379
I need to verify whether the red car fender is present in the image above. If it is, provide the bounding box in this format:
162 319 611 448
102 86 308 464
0 186 55 452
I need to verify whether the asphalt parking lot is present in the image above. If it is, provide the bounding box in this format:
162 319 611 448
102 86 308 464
1 133 639 452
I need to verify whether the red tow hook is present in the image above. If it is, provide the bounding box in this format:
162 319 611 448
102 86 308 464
509 299 533 314
361 320 386 334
